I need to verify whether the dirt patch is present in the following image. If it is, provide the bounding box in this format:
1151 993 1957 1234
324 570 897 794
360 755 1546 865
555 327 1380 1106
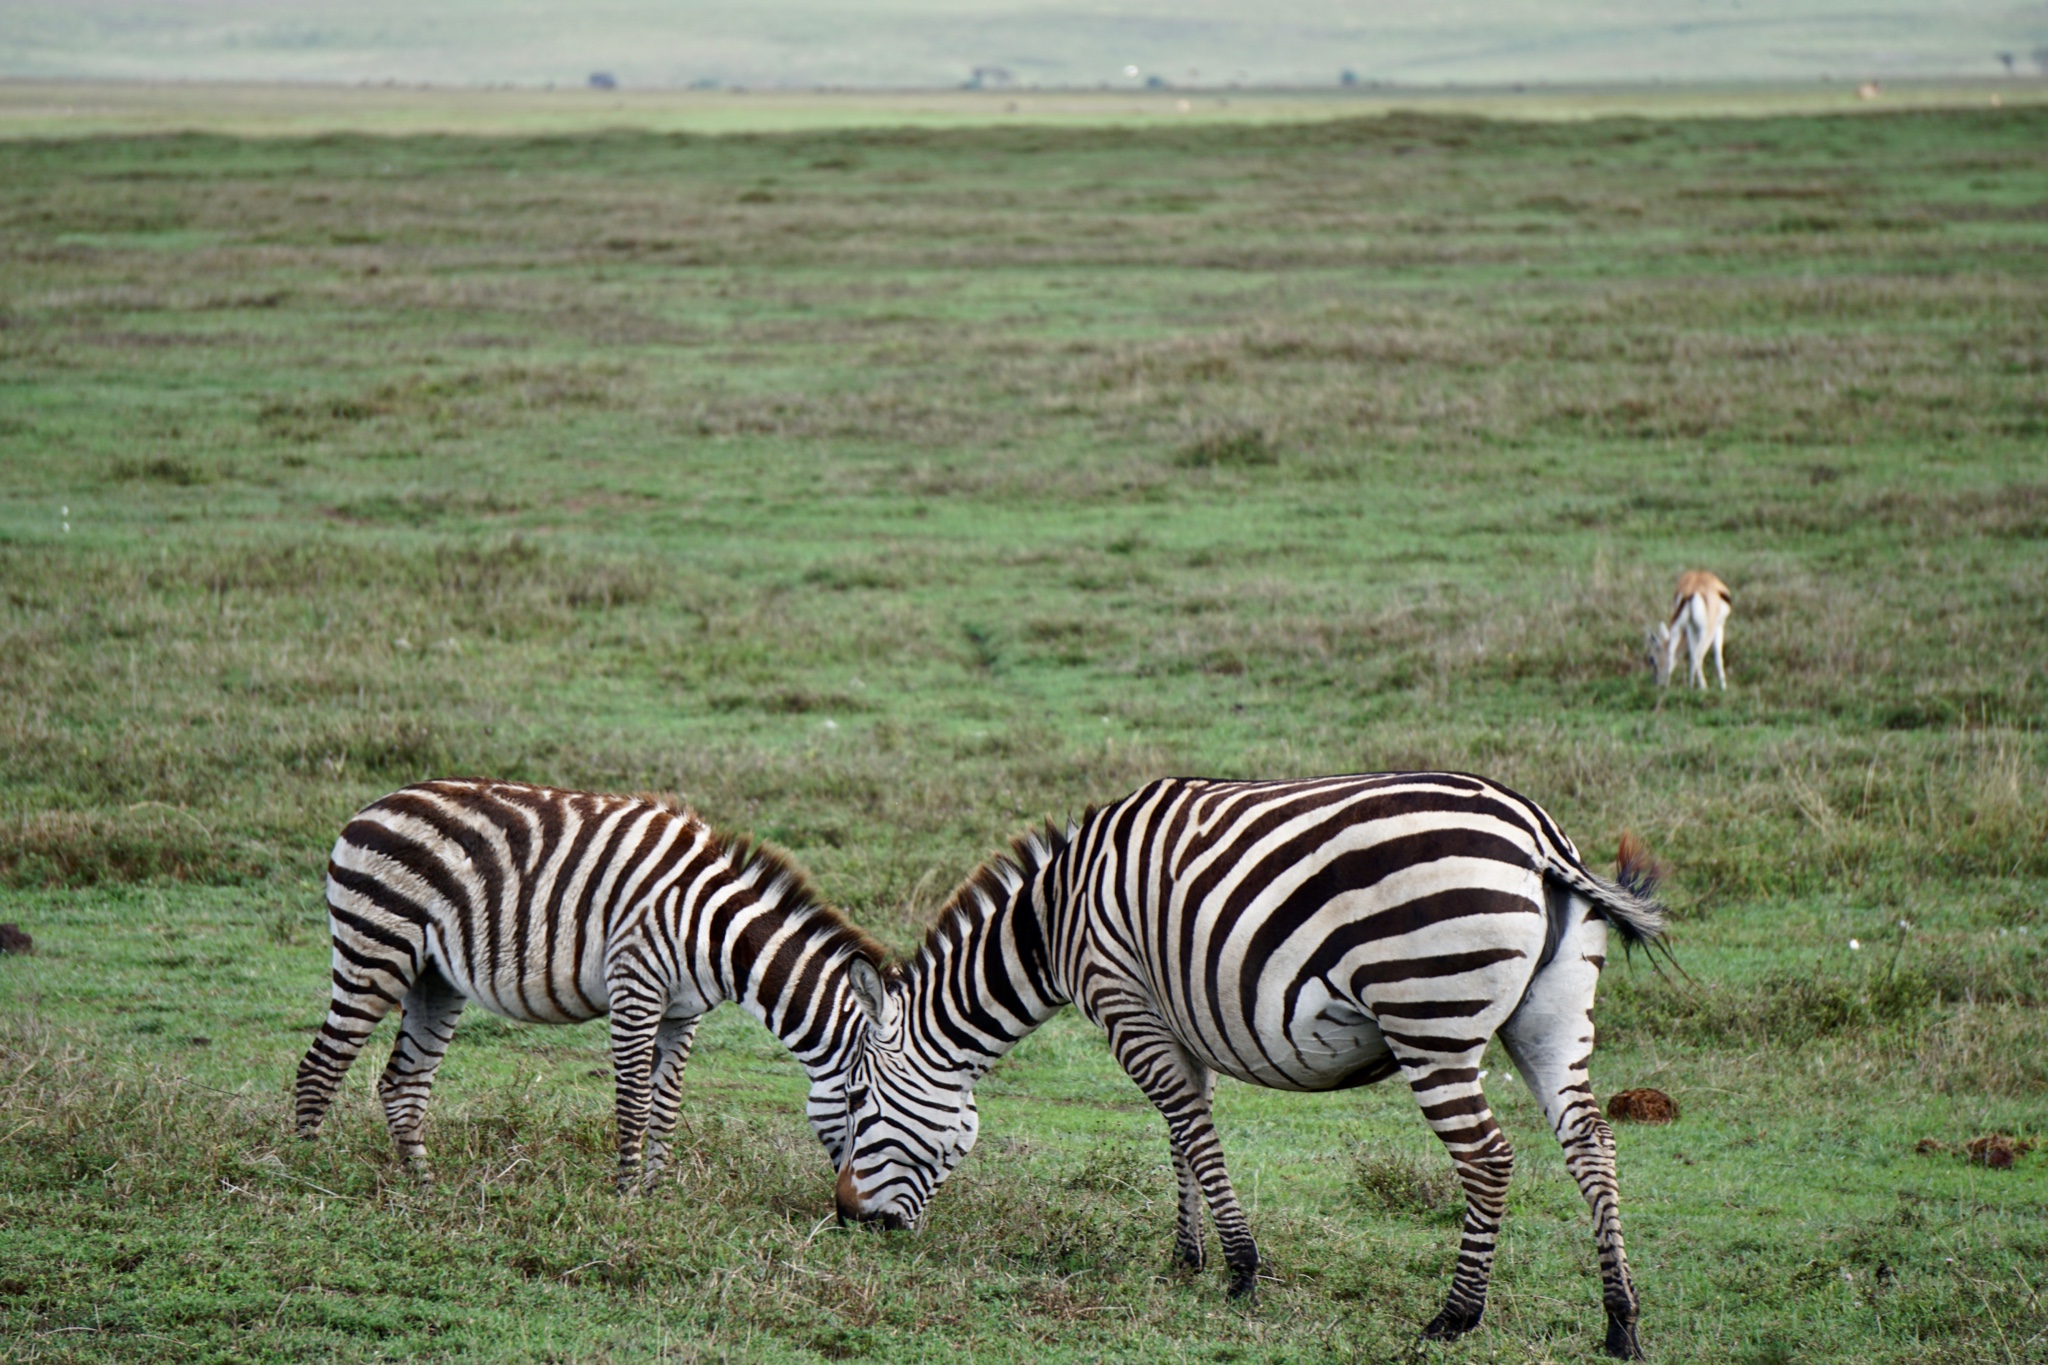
1915 1134 2038 1168
1607 1088 1678 1123
0 923 32 954
1966 1134 2037 1169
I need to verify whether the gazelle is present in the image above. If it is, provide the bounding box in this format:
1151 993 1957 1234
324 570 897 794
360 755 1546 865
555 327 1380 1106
1649 570 1731 689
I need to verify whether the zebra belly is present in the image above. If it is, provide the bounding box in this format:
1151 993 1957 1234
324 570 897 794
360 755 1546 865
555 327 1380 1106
1284 997 1398 1090
464 989 607 1026
421 920 612 1025
1181 994 1397 1092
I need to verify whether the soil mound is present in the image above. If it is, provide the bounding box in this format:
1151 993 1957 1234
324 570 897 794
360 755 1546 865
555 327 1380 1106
1607 1088 1677 1123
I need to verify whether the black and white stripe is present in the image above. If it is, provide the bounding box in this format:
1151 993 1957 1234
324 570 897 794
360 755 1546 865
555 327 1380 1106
834 772 1664 1359
294 778 881 1188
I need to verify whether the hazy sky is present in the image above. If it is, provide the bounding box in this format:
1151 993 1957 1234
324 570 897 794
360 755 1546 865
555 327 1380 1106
4 1 2043 87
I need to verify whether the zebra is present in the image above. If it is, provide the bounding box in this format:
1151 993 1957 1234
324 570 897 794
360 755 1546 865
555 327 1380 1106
831 772 1666 1359
294 778 883 1190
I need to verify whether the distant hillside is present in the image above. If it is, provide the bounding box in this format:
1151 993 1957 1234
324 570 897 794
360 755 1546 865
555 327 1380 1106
3 0 2044 89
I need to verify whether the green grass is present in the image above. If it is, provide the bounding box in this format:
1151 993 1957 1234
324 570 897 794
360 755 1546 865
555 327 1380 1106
1 102 2046 1362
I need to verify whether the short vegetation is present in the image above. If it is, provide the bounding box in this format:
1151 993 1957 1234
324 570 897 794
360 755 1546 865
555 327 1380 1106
0 104 2044 1362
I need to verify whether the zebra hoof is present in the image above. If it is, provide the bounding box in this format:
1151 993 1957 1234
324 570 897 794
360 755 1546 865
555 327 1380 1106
1224 1267 1258 1300
1420 1304 1483 1341
1603 1312 1646 1360
1172 1246 1205 1273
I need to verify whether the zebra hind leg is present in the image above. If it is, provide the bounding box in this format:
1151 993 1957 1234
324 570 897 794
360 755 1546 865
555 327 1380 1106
295 938 419 1141
375 964 466 1184
1396 1043 1514 1343
1499 911 1644 1360
641 1015 701 1190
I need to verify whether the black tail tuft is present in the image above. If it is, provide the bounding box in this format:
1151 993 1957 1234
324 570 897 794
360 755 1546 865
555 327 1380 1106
1546 833 1666 951
1588 832 1685 980
1614 831 1663 903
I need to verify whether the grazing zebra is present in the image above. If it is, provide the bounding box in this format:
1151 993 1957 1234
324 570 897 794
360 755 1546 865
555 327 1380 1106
833 772 1665 1360
294 778 882 1189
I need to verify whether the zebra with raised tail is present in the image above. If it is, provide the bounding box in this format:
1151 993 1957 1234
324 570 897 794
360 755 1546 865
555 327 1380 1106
832 772 1666 1359
294 778 883 1189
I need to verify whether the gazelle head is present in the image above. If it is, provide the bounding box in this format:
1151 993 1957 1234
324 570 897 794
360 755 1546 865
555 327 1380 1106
1645 622 1676 686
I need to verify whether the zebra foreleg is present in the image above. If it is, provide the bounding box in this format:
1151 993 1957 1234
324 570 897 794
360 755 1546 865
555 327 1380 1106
607 990 665 1195
374 964 466 1183
1397 1045 1513 1342
641 1014 702 1189
1107 1018 1257 1296
1169 1145 1206 1271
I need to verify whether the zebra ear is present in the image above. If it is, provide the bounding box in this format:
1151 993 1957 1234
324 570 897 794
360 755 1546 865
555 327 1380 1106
847 956 887 1023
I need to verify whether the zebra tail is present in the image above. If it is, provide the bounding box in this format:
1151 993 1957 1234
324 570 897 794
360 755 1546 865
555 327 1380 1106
1545 831 1667 949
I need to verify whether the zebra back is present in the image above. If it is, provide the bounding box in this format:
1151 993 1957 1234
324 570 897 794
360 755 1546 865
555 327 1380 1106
323 778 880 1031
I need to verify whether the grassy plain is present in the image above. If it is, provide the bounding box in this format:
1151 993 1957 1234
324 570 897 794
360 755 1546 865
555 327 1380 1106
1 96 2045 1363
2 79 2042 141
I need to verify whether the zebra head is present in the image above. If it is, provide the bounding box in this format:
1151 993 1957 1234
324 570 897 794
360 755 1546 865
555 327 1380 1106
802 951 900 1173
832 955 979 1231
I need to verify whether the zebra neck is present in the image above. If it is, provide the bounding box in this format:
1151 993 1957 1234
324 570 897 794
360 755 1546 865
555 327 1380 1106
718 894 871 1072
909 880 1066 1081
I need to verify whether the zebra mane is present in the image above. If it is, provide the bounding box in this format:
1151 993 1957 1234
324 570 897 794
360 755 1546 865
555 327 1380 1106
905 818 1076 979
713 826 889 968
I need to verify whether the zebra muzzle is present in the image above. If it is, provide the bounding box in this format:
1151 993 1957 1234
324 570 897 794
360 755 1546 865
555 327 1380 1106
834 1163 908 1230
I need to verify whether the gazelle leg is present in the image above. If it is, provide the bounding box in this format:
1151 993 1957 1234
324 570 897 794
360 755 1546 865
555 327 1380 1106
1103 1008 1257 1295
1713 627 1727 690
376 965 466 1180
1499 904 1644 1360
1392 1042 1513 1342
642 1014 702 1188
